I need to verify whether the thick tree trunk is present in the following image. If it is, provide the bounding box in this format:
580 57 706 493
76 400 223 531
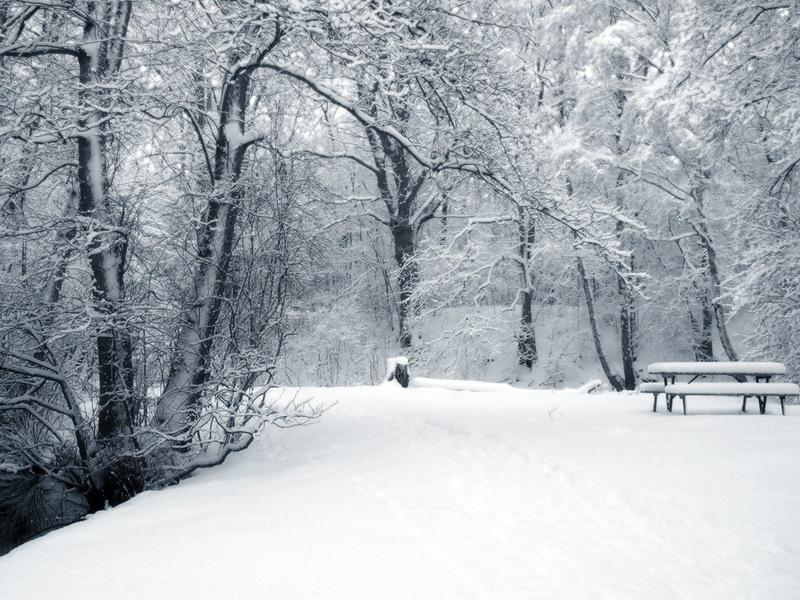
518 290 537 367
616 218 636 390
391 219 417 348
0 1 140 507
617 276 636 389
700 231 738 361
76 4 141 505
517 209 537 367
77 45 134 446
360 81 428 350
155 69 252 432
692 184 738 361
678 240 714 362
611 58 637 390
697 282 714 361
688 292 714 362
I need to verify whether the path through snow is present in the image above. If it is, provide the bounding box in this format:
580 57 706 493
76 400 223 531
1 384 799 599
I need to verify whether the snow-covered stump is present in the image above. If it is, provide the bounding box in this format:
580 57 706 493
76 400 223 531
386 356 410 388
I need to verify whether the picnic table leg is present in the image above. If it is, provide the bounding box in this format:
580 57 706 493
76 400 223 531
780 396 785 416
664 375 675 412
759 395 767 415
652 393 658 413
742 395 747 412
681 394 686 415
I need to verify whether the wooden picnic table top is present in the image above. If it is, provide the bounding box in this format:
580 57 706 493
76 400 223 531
647 361 786 376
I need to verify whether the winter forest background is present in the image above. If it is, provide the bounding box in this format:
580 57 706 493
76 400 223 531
1 0 798 552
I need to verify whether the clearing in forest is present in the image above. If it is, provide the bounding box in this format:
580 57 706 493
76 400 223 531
1 383 798 600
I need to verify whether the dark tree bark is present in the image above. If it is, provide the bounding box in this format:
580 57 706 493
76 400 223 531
361 85 429 349
686 292 714 362
517 208 537 368
691 182 738 361
676 237 714 362
1 0 141 506
615 214 636 389
386 358 410 388
563 166 623 391
155 74 251 431
612 58 637 391
577 253 624 392
74 2 141 505
2 3 137 444
76 4 135 435
558 83 625 390
391 220 419 347
617 273 637 390
697 274 714 361
155 24 283 433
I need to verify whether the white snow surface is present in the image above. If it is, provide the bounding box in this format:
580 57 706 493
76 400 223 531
639 381 666 392
411 376 516 392
648 361 787 375
666 382 800 396
2 384 800 600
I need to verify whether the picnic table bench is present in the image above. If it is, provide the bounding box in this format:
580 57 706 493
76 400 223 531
641 362 796 415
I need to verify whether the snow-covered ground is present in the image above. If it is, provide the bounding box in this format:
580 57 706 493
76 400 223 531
2 383 799 599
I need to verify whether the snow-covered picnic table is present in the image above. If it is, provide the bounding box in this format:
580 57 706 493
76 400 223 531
647 361 786 380
644 361 794 415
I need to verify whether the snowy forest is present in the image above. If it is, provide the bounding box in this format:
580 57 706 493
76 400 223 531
1 0 799 569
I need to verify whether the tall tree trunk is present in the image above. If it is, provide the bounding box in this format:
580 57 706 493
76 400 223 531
42 185 79 306
696 268 714 361
617 272 636 389
615 212 637 389
612 67 637 390
391 219 417 348
155 67 252 432
517 208 537 367
76 2 140 506
154 25 283 435
691 183 738 361
566 172 622 390
677 238 714 361
359 80 429 350
0 0 139 506
687 291 714 362
577 253 624 392
77 15 134 444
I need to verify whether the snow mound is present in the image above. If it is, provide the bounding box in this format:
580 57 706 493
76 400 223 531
411 376 516 392
648 361 787 375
